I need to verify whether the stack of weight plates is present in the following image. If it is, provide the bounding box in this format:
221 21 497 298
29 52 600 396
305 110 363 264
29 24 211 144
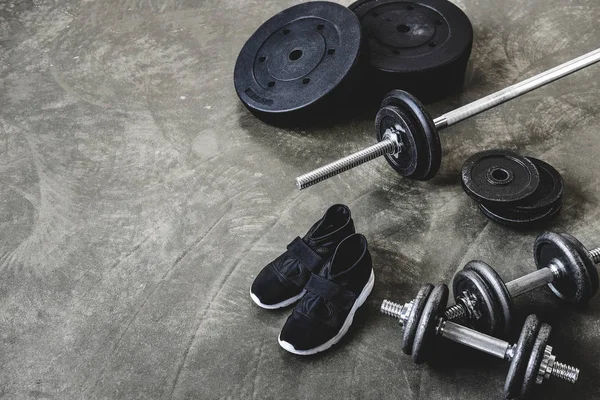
234 0 473 125
461 150 564 228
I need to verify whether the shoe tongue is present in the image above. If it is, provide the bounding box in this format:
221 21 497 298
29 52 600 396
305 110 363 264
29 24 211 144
322 234 366 282
303 205 352 255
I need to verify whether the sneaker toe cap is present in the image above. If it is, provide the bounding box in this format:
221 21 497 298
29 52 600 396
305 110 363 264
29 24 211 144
251 264 302 306
279 311 336 351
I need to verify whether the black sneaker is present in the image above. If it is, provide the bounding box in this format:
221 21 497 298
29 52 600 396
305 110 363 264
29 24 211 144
250 204 355 309
278 233 374 355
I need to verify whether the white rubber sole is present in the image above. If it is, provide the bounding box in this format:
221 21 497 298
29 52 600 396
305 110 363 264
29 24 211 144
278 269 375 355
250 289 306 310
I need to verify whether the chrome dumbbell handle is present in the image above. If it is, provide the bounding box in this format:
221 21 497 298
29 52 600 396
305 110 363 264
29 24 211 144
505 245 600 298
381 300 579 385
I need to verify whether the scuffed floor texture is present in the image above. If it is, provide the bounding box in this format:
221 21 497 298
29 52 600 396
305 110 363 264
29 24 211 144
2 0 600 399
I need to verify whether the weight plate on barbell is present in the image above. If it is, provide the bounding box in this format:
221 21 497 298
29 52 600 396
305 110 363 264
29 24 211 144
462 150 540 204
349 0 473 103
376 90 441 180
234 2 362 124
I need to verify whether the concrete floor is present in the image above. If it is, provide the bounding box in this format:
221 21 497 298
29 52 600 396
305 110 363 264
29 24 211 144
2 0 600 399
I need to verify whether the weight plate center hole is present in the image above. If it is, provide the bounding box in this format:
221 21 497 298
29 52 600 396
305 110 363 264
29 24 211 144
289 49 303 61
397 24 411 33
487 167 514 185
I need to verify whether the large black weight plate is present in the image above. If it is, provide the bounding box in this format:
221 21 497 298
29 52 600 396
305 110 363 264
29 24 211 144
504 314 541 399
478 202 561 229
521 323 552 398
515 157 564 212
412 284 448 364
462 150 540 204
376 90 441 180
464 260 513 336
533 231 593 304
349 0 473 103
234 2 362 124
402 283 433 355
561 233 599 300
453 268 498 335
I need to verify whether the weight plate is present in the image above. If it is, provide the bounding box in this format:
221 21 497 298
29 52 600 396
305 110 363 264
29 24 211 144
478 202 561 229
464 260 513 337
561 233 599 300
376 90 441 180
349 0 473 103
402 283 433 355
515 157 564 212
533 231 593 304
504 314 540 399
521 323 551 398
412 284 448 364
453 268 498 335
462 150 540 204
234 2 362 124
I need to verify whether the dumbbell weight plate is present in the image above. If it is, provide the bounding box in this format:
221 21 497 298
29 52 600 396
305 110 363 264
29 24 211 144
402 283 433 355
412 284 448 364
349 0 473 103
504 314 540 399
463 260 513 336
376 90 441 180
561 233 600 299
533 231 593 304
462 150 540 204
453 268 499 335
234 1 362 124
514 157 564 212
521 323 552 398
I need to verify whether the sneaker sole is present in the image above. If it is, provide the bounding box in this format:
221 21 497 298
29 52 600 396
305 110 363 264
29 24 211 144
278 268 375 355
250 289 306 310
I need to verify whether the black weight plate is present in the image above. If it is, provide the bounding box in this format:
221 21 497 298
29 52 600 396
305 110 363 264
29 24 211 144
402 283 433 355
561 233 599 300
453 268 498 335
375 105 420 178
478 202 561 229
234 2 362 124
349 0 473 103
521 323 552 398
533 231 593 304
515 157 564 212
462 150 540 204
504 314 541 399
464 260 513 337
412 284 448 364
376 90 441 180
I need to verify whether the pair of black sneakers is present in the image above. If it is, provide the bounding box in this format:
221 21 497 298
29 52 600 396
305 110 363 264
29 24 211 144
250 204 375 355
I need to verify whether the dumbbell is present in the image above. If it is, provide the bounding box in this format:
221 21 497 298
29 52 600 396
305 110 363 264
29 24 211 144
381 284 579 399
443 231 600 336
295 47 600 189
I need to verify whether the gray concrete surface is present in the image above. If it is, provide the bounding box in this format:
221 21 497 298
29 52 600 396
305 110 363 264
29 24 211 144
1 0 600 399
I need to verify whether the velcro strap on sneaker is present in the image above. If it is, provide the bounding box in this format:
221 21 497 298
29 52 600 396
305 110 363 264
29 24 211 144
304 274 356 307
286 237 323 273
